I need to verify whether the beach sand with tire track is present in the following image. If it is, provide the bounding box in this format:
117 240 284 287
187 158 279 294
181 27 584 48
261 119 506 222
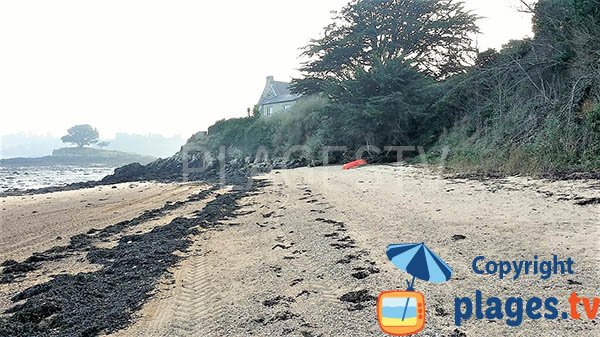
1 165 599 336
112 165 599 337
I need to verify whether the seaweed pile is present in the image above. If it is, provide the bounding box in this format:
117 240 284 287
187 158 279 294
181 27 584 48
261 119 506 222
0 180 267 336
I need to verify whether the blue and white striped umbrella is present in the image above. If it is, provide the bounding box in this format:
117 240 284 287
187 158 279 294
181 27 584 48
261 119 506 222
386 243 452 285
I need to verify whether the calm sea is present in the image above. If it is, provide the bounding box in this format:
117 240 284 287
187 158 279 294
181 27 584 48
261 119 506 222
0 166 117 193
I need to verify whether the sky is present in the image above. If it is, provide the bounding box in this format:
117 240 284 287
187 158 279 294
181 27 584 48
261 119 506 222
0 0 534 139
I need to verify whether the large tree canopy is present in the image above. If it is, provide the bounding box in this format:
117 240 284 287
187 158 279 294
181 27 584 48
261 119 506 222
61 124 100 147
292 0 479 95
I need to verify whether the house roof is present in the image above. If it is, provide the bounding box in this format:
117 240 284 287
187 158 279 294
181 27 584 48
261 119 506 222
262 93 301 105
258 78 301 105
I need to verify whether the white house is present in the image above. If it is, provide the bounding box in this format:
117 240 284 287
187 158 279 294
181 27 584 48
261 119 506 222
257 76 301 117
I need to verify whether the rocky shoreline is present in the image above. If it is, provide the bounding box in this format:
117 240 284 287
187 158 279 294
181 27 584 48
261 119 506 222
4 144 600 198
0 153 310 197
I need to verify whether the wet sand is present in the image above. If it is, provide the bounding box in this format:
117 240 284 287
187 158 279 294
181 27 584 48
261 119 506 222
1 165 599 336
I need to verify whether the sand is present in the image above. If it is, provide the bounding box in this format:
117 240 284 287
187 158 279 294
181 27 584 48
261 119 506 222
1 165 598 336
0 182 207 262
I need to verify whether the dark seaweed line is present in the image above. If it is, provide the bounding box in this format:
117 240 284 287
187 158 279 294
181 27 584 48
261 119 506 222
0 181 103 198
0 179 268 337
0 184 220 284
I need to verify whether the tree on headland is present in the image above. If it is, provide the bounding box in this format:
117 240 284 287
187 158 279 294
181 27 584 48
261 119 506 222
61 124 99 147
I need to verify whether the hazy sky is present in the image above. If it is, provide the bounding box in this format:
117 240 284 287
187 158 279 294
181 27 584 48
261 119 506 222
0 1 533 139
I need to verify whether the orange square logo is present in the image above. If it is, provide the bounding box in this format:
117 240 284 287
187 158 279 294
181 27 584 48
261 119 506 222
377 291 426 336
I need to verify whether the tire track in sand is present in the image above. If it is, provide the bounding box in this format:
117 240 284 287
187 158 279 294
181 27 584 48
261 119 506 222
164 249 225 337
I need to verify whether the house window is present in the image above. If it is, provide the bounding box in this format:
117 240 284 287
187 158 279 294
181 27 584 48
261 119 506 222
284 105 291 111
267 107 273 117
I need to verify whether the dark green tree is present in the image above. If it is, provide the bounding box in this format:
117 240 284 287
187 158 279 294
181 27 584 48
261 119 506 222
61 124 99 147
292 0 479 94
317 59 440 150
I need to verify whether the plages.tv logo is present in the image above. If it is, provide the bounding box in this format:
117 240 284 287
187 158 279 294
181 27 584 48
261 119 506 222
378 243 453 336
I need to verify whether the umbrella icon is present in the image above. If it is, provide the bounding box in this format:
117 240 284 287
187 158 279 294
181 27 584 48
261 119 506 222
386 242 452 321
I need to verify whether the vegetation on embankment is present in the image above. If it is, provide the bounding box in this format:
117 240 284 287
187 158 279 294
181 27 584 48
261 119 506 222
192 0 600 176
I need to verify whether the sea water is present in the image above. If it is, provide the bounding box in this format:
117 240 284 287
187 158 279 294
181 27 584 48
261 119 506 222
0 166 116 193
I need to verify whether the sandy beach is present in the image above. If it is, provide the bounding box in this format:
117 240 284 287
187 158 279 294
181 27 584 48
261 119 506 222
1 165 598 336
0 182 208 262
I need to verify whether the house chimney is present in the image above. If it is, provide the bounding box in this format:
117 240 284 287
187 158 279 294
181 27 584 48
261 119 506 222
266 75 274 83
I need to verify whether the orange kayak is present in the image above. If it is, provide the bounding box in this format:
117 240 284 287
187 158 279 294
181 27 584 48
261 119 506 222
343 159 368 170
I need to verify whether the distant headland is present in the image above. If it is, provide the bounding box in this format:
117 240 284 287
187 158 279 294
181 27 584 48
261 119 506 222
0 147 155 167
